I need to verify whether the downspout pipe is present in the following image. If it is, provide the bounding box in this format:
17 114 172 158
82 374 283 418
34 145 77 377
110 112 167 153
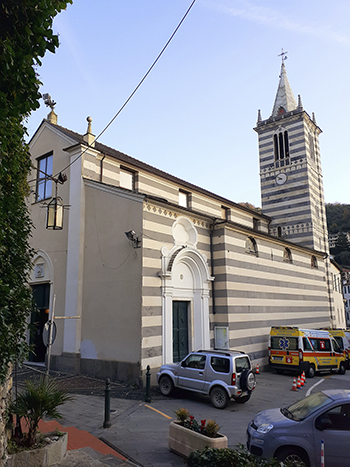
210 219 227 315
100 154 106 182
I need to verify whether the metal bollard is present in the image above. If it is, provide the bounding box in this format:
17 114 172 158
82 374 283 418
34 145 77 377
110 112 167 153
145 365 151 403
103 377 111 428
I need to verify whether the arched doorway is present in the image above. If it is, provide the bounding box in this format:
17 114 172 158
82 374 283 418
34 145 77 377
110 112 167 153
159 217 213 364
29 251 54 363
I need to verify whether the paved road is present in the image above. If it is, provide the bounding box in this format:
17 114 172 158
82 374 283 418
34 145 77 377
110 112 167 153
55 370 350 467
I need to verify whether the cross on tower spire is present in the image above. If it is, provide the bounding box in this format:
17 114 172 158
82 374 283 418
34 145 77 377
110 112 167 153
278 48 288 64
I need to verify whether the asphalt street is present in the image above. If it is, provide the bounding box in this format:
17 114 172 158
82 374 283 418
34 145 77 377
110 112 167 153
50 369 350 467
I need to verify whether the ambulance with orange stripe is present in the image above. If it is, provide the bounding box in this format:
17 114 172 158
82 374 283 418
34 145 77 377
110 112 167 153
327 329 350 368
269 326 346 378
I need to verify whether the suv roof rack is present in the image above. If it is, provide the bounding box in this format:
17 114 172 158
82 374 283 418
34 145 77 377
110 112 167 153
198 349 245 356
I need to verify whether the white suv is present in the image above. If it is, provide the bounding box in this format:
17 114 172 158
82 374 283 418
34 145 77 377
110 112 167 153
157 349 256 409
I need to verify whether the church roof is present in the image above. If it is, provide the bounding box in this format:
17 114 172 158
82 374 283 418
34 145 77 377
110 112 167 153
32 119 270 220
271 62 297 117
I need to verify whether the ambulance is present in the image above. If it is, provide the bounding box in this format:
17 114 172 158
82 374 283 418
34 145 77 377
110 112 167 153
327 329 350 368
269 326 346 378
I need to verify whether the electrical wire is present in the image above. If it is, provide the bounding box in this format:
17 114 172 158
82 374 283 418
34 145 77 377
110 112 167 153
29 0 197 186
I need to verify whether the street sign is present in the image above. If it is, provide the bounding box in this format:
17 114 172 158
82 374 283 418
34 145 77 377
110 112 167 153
42 321 57 347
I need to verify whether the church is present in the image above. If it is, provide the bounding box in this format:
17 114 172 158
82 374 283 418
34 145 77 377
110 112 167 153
27 60 345 384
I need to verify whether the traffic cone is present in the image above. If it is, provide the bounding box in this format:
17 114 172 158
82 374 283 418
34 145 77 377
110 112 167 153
291 377 297 391
297 375 301 389
256 364 260 375
300 373 304 386
302 371 306 384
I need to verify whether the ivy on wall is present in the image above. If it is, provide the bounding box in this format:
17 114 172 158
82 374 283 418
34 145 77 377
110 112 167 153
0 0 72 384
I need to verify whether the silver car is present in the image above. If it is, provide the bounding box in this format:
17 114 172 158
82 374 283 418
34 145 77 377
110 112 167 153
157 349 256 409
247 389 350 466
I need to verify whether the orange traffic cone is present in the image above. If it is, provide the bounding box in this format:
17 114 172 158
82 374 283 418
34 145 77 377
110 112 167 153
256 364 260 375
291 377 297 391
297 375 301 389
302 371 306 384
300 374 304 386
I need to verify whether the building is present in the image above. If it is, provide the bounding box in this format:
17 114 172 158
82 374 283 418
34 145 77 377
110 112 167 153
330 260 346 328
27 61 340 383
328 232 350 250
342 269 350 327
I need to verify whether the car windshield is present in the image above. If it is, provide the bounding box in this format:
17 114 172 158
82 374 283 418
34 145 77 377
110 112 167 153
282 392 331 421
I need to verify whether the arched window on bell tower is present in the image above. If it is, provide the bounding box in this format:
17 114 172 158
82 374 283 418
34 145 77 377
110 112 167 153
274 130 290 167
309 133 315 161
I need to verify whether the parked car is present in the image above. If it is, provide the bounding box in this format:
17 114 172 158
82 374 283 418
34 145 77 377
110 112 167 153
247 389 350 467
157 349 256 409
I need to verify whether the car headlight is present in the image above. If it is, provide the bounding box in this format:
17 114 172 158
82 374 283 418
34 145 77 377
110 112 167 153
257 423 273 434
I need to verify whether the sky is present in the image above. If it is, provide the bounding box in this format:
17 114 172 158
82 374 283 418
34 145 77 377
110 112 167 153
26 0 350 207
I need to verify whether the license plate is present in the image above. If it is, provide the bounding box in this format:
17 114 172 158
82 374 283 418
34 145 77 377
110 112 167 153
273 356 283 361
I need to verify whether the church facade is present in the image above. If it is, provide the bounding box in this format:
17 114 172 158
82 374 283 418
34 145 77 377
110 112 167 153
27 63 344 383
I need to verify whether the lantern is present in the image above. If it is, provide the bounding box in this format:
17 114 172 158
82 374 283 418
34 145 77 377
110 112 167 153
46 196 64 230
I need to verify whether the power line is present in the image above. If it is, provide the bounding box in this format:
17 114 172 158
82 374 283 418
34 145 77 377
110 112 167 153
29 0 196 186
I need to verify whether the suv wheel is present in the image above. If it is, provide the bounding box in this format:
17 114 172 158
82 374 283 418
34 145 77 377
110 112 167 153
240 370 255 392
159 375 174 396
210 386 229 409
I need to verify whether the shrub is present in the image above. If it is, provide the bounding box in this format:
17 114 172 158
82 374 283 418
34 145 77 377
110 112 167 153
175 408 190 424
204 419 220 438
174 408 220 438
187 445 299 467
10 376 73 447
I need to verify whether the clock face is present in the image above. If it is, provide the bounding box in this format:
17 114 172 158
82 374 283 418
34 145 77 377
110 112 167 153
275 173 287 185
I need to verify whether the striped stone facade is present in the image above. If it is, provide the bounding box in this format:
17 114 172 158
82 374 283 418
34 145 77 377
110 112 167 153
27 65 338 382
138 190 330 371
256 111 327 252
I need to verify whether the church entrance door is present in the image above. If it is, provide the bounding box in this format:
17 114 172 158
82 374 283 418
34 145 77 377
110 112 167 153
29 283 50 362
173 301 189 363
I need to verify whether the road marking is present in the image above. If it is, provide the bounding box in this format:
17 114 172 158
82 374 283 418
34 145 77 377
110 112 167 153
145 404 172 419
306 378 324 396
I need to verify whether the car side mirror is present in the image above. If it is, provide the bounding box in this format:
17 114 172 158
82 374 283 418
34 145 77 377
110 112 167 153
181 360 186 368
315 417 332 431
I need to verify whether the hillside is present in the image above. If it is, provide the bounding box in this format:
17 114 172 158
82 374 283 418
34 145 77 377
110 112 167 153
326 203 350 268
326 203 350 234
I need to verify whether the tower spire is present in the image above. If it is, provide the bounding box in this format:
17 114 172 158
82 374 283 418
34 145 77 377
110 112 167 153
271 50 297 117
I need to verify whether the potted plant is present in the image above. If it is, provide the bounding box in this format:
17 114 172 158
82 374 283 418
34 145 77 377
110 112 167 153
7 376 73 467
168 408 228 458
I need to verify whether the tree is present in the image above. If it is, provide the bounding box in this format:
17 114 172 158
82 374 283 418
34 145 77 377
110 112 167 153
326 203 350 234
331 232 350 256
10 377 72 447
335 251 350 269
0 0 72 384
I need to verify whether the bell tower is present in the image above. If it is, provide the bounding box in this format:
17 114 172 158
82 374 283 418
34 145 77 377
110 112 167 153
254 54 329 254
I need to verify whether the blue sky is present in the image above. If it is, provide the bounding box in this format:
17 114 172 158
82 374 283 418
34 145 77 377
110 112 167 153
27 0 350 207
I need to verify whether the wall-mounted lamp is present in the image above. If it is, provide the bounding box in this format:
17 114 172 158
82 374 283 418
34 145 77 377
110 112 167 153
46 172 68 230
125 230 141 248
46 196 64 230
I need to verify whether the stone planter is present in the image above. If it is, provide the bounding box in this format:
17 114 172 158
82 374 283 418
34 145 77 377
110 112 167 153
168 421 228 458
7 432 68 467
